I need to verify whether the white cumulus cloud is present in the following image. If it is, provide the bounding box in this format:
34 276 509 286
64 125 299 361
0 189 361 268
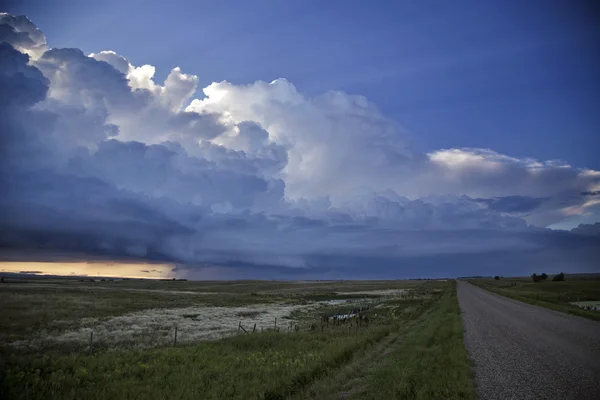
1 14 598 277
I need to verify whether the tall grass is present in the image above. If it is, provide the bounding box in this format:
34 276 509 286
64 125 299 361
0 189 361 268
1 326 397 400
352 282 476 400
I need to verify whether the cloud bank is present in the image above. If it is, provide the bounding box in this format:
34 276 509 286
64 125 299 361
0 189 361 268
1 13 598 278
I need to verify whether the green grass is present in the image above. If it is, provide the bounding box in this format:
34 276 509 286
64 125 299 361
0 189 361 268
0 286 276 343
469 276 600 322
351 282 476 400
292 282 475 400
0 309 423 400
1 331 377 400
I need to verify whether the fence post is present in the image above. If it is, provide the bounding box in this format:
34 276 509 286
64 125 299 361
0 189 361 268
89 331 93 355
274 317 277 330
173 326 178 347
238 321 242 332
253 323 256 333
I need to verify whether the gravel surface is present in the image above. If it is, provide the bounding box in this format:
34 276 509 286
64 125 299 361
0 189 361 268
457 281 600 400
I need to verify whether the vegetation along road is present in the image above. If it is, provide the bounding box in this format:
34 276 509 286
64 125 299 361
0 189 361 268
457 281 600 400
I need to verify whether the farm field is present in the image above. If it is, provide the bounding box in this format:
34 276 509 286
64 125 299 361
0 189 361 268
468 274 600 321
0 276 474 399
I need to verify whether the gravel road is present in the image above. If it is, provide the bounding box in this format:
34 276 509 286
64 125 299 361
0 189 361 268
457 281 600 400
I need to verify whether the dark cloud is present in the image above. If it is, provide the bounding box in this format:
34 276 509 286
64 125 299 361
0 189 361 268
0 42 47 108
0 13 46 55
175 232 600 279
571 223 600 236
475 196 545 213
39 47 131 99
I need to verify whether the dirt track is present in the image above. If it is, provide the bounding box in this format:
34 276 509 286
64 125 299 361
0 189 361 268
458 281 600 400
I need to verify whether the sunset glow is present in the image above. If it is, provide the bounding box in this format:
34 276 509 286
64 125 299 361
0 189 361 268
0 261 175 279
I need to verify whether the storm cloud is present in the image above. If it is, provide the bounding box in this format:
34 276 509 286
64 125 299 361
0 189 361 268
1 13 598 278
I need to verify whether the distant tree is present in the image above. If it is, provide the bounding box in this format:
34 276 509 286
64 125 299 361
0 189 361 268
552 272 565 282
531 273 542 282
540 273 548 280
494 276 501 280
0 277 4 283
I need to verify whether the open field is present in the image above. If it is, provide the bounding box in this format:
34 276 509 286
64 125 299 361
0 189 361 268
0 277 425 348
0 276 474 399
468 274 600 321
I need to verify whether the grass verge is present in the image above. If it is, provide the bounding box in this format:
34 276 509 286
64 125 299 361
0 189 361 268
1 329 390 400
348 281 476 400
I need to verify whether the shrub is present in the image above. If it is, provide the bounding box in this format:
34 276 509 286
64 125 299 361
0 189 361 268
494 276 501 280
531 273 548 282
552 272 565 282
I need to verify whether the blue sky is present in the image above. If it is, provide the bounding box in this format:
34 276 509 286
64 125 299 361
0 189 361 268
1 2 599 278
6 0 599 168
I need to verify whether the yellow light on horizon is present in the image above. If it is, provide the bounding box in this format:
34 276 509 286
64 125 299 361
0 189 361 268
0 261 175 280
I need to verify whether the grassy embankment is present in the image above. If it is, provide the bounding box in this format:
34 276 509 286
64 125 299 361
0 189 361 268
469 276 600 322
356 281 475 399
296 281 475 400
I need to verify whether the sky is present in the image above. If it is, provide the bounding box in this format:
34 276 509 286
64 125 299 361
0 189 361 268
0 1 599 279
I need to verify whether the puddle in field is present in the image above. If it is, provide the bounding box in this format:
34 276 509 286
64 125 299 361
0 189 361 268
571 301 600 311
318 298 376 306
335 289 410 296
320 299 349 305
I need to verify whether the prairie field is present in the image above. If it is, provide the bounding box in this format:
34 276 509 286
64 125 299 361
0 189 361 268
0 276 475 399
468 274 600 321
